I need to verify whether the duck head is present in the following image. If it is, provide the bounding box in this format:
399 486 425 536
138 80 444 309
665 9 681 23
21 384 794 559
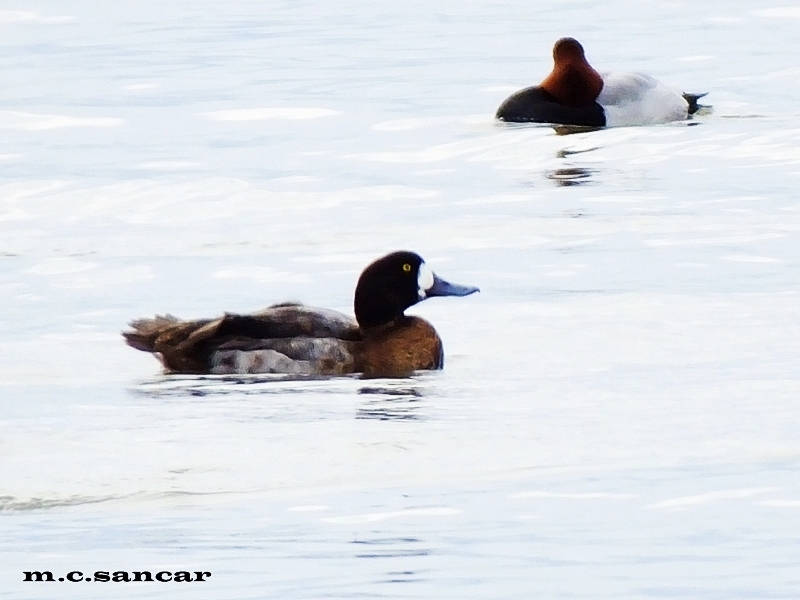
354 251 479 329
540 37 604 107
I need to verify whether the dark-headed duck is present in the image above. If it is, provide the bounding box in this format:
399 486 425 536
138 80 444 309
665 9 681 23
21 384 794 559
496 37 707 127
123 251 479 378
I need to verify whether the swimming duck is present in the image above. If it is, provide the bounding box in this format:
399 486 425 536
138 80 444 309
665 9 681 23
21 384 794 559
123 251 479 378
496 37 706 127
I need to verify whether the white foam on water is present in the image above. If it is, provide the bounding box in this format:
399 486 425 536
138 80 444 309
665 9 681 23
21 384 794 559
203 107 341 121
0 111 122 130
26 258 97 275
647 488 781 510
760 499 800 507
287 505 330 512
122 83 160 91
0 10 73 23
510 491 636 500
754 7 800 18
212 266 309 284
323 507 460 524
135 161 197 171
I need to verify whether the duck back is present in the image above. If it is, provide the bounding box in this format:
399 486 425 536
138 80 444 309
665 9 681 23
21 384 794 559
597 72 689 126
124 303 361 374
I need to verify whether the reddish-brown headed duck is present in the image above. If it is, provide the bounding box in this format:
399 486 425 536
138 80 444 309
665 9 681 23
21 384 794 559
123 251 479 378
496 37 706 127
540 37 603 108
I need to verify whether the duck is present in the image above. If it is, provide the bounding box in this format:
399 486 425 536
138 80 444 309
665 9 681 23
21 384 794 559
123 251 479 378
495 37 706 127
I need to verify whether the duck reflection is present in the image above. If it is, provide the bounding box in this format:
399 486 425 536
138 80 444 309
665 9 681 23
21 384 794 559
552 124 602 136
131 373 332 398
546 167 596 187
357 385 424 421
351 537 431 570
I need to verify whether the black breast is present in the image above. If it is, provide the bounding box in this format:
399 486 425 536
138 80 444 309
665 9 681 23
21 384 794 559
496 86 606 126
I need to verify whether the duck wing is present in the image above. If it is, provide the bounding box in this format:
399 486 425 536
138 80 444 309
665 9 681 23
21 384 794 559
211 336 358 376
211 304 360 341
123 303 361 374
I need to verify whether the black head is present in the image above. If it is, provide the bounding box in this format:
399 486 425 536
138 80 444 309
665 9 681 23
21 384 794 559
353 251 479 329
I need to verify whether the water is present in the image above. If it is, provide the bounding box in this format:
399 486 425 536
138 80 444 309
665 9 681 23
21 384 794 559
2 1 800 597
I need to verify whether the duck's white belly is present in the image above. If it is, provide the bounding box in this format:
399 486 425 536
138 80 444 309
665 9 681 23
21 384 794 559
598 72 688 127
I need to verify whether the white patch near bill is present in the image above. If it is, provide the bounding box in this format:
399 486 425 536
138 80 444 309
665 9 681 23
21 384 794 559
417 261 434 299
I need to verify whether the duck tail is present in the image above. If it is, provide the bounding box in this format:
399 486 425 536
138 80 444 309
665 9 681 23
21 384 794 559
122 315 182 352
683 92 708 115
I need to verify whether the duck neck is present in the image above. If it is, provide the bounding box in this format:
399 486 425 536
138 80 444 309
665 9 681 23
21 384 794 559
359 315 412 338
541 61 603 107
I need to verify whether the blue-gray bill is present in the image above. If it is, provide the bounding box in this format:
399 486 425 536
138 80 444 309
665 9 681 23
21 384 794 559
428 274 480 298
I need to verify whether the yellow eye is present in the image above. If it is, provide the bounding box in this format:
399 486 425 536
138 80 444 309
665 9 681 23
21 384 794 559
402 263 411 272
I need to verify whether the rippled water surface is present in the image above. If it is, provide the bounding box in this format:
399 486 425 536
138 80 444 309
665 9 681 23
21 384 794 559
2 1 800 598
